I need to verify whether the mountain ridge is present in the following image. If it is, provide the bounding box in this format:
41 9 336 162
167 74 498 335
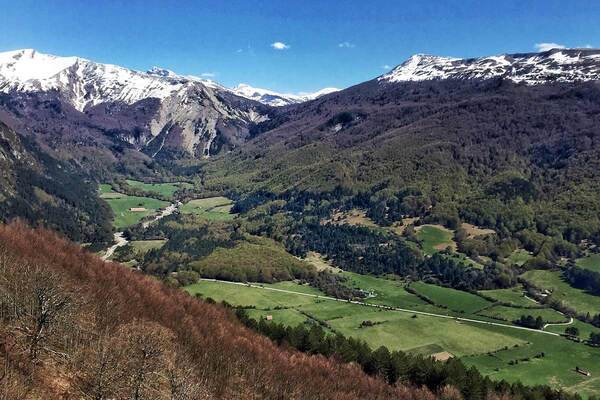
0 49 338 108
381 48 600 84
232 83 340 106
0 49 273 159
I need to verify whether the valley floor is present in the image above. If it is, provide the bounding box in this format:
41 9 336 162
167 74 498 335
186 275 600 397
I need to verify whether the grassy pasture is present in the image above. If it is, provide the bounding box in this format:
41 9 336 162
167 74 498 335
185 280 524 356
520 270 600 315
463 326 600 396
130 239 167 254
576 254 600 273
186 281 317 309
410 281 492 314
415 224 457 254
185 277 600 396
340 272 432 310
479 286 536 307
323 305 524 356
99 184 169 229
246 308 309 326
125 179 192 199
180 196 236 221
443 252 485 269
545 318 600 339
507 249 534 266
477 305 568 323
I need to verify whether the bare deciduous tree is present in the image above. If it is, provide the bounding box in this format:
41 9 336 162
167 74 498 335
1 263 74 361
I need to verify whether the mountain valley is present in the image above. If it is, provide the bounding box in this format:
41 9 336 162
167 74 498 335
1 45 600 399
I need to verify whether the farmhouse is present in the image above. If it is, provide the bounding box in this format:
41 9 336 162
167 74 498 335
129 207 147 212
265 315 273 321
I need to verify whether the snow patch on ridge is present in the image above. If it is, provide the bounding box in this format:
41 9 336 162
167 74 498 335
232 84 339 106
380 48 600 85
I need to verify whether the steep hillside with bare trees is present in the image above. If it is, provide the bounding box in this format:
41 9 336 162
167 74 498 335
0 221 442 400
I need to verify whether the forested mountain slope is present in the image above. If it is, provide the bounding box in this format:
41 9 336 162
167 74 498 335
205 78 600 243
0 121 112 243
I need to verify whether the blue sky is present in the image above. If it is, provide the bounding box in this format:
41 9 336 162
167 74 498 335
0 0 598 93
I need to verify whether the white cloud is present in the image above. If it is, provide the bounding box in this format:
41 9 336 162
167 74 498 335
381 64 391 70
201 72 216 78
271 41 290 50
338 41 355 48
534 42 566 52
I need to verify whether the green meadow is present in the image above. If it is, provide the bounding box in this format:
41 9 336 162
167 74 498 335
130 239 167 253
507 249 534 266
99 184 169 229
410 281 492 314
477 305 568 323
184 276 600 396
520 269 600 316
479 286 535 307
576 254 600 273
415 225 456 255
180 196 236 221
125 179 192 199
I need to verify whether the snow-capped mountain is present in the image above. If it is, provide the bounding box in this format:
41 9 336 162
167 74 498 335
0 49 270 158
380 48 600 85
0 49 189 111
232 84 339 107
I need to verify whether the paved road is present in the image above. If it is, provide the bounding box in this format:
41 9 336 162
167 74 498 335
198 278 561 337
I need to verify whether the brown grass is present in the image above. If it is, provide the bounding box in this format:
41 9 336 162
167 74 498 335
461 223 495 239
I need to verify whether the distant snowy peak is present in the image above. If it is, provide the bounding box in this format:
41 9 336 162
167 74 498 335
0 49 337 110
232 83 339 106
146 66 180 78
381 48 600 85
0 49 272 158
232 84 296 107
0 49 194 111
0 49 232 111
